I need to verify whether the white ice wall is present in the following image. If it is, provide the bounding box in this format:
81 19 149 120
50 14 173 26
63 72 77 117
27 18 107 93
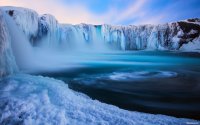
1 7 39 43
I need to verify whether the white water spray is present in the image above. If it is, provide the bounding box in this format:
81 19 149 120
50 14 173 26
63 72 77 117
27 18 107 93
4 11 34 69
4 12 69 73
3 12 113 73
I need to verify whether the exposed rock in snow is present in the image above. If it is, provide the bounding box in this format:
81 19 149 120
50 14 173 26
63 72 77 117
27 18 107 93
186 18 200 25
0 74 198 125
37 14 60 47
1 7 39 44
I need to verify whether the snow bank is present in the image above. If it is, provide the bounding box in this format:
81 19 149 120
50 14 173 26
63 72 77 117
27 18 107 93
0 74 198 125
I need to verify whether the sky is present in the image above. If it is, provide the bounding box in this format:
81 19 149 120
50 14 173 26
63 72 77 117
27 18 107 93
0 0 200 25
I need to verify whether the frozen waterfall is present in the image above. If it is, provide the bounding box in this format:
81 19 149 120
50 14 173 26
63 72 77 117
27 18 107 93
2 7 200 53
0 6 200 74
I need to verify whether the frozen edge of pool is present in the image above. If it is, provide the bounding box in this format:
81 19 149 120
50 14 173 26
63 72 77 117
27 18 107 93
0 74 198 125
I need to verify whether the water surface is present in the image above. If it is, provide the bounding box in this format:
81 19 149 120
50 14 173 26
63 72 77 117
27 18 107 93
37 51 200 119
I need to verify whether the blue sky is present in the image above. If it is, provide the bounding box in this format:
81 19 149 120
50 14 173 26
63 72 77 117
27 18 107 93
1 0 200 25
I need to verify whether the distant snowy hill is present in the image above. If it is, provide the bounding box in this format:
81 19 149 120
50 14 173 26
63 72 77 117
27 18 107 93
1 6 200 52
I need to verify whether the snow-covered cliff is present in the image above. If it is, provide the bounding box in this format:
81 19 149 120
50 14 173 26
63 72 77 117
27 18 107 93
102 20 200 51
1 6 200 52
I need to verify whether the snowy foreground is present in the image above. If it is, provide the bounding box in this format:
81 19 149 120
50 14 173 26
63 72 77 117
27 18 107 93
0 74 198 125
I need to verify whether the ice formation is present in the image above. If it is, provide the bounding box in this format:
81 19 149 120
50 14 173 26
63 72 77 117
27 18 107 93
0 10 18 77
0 74 198 125
1 6 200 52
180 37 200 52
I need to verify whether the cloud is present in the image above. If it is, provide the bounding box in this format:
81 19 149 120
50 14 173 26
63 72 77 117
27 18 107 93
112 0 147 24
0 0 151 25
132 0 200 25
0 0 199 25
0 0 106 24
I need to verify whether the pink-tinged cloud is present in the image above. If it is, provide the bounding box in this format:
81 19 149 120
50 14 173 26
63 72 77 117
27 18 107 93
0 0 108 24
0 0 170 25
113 0 147 24
0 0 156 25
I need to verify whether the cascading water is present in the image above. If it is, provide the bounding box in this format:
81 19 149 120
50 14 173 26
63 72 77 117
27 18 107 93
3 11 70 73
3 11 34 71
2 10 111 73
0 10 18 76
1 6 200 75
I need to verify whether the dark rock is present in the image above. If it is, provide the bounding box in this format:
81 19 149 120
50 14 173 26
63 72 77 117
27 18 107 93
8 10 14 16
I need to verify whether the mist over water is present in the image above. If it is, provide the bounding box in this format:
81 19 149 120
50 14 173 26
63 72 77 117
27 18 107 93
48 52 200 119
4 12 113 73
4 12 33 69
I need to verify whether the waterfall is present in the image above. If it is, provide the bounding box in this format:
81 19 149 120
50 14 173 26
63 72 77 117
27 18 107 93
4 11 34 71
3 12 65 73
0 10 18 76
1 7 199 74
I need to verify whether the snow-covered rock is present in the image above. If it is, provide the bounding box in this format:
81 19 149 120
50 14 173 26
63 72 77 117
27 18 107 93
0 74 198 125
1 7 39 44
180 37 200 52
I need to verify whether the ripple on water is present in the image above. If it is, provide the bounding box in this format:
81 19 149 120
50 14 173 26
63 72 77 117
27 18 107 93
108 71 177 81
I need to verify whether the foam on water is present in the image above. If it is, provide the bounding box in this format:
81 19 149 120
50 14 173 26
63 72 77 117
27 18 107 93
109 71 177 81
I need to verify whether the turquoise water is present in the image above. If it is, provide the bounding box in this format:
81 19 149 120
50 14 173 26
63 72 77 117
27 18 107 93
38 51 200 119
